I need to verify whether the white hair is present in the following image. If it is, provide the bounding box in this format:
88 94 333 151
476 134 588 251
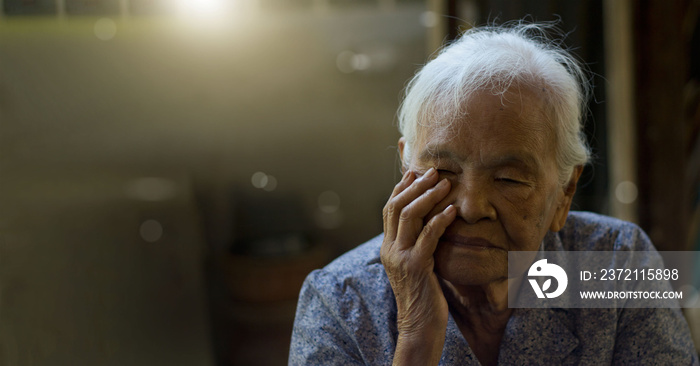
398 22 591 186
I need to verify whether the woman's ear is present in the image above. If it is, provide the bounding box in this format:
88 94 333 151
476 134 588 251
398 137 407 173
549 165 584 232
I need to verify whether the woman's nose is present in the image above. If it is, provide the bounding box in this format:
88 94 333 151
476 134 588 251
452 181 497 224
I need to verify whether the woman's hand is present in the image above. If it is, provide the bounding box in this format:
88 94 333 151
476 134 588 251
380 168 456 366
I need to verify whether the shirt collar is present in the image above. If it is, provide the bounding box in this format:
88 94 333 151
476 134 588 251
441 307 579 365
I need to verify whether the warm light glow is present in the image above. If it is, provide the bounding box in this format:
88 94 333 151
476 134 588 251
177 0 228 20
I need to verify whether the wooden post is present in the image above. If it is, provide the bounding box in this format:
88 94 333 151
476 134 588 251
426 0 447 55
56 0 66 19
603 0 638 224
633 1 688 250
119 0 129 19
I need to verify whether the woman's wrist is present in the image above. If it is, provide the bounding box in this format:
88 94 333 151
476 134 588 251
393 330 445 366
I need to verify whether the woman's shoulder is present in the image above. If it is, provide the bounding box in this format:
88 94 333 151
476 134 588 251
323 234 384 273
303 234 390 299
292 235 398 364
551 211 655 251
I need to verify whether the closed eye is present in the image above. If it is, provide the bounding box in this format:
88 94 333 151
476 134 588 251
496 177 524 184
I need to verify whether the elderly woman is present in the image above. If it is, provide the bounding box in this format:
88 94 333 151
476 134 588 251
289 23 698 365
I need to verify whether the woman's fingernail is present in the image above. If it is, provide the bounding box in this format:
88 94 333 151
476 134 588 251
425 167 437 178
403 170 411 179
438 178 449 188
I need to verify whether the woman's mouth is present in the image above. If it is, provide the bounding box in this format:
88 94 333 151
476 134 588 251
439 234 504 251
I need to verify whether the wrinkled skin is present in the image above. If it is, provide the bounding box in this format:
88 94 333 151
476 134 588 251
381 86 582 366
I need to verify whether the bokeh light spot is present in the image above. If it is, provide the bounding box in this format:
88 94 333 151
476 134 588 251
351 53 371 71
251 172 269 189
420 11 438 28
262 175 278 192
94 18 117 41
318 190 341 213
336 51 355 73
140 219 163 243
337 51 373 73
615 181 638 204
251 171 278 191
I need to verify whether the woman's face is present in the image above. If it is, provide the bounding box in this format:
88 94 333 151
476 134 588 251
400 86 576 287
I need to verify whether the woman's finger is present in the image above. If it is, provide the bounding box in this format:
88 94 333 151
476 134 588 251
414 204 456 258
390 168 439 210
384 169 438 233
383 168 436 241
394 178 452 250
383 170 416 241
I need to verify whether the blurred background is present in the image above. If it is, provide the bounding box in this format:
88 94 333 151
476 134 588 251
0 0 698 365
